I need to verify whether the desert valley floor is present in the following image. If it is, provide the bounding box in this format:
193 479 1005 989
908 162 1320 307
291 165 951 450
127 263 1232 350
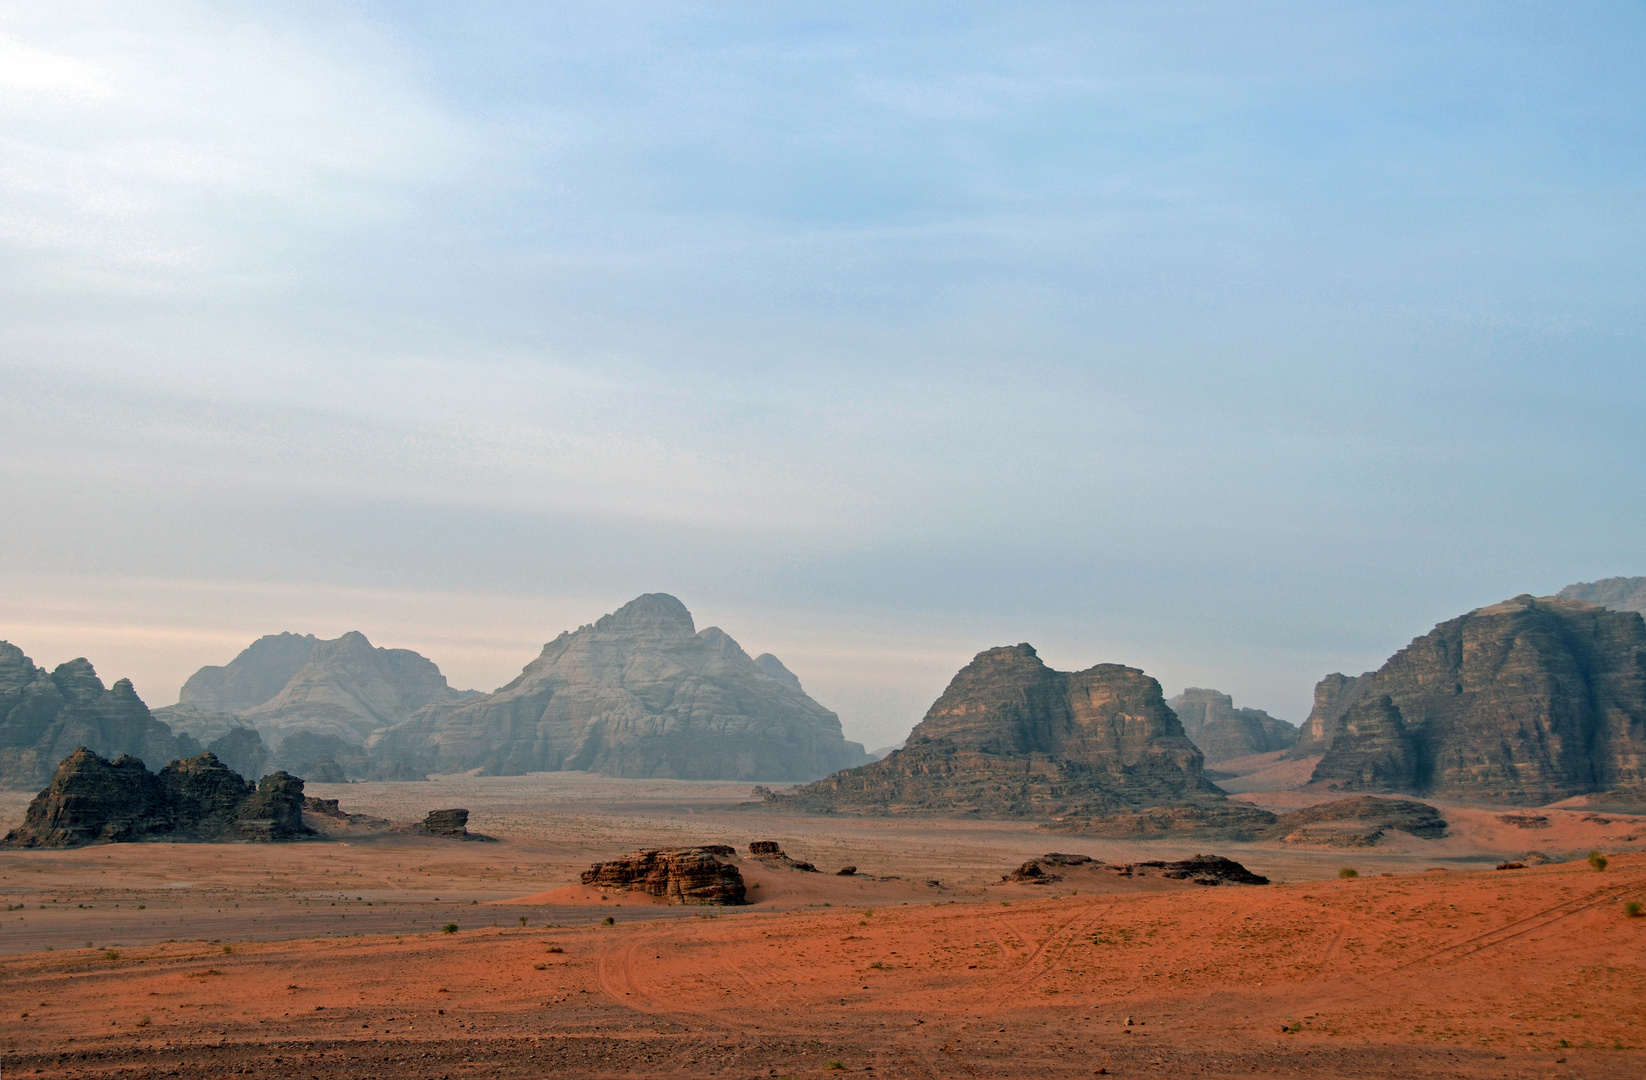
2 773 1644 1079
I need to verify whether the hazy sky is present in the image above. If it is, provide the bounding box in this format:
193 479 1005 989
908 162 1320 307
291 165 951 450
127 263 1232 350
2 2 1642 748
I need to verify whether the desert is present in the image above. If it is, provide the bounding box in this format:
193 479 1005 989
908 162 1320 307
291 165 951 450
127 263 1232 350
3 770 1644 1079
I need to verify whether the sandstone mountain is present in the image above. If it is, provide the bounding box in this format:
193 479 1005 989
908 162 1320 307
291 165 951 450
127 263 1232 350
765 643 1248 823
0 643 201 790
1167 688 1297 763
164 630 473 780
1296 594 1646 804
0 747 310 848
1558 576 1646 614
369 594 871 781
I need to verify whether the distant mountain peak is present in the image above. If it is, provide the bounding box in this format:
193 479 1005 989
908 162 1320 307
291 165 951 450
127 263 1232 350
595 593 696 636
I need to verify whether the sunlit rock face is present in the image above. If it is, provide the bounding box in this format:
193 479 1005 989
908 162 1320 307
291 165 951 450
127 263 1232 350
1303 595 1646 804
767 643 1231 819
369 594 871 782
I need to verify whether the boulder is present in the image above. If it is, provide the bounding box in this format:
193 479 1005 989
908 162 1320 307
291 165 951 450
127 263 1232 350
1298 595 1646 803
369 594 871 781
767 644 1226 822
580 848 747 905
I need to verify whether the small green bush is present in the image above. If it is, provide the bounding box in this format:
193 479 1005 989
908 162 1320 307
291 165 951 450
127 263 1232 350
1625 901 1642 918
825 1061 846 1071
1589 851 1609 872
441 923 459 934
1338 867 1359 879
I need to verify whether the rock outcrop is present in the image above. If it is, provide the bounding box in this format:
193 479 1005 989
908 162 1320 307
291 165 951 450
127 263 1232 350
0 748 311 848
1298 595 1646 804
1269 796 1447 846
1559 576 1646 615
167 631 473 780
765 644 1231 822
1167 688 1298 763
580 848 747 904
369 594 871 781
1135 855 1269 885
0 644 202 790
204 727 269 783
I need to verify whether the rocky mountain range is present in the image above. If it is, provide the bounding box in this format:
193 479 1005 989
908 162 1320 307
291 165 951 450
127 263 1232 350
368 594 871 781
1166 688 1297 763
1558 575 1646 614
1294 594 1646 804
159 630 473 781
766 643 1265 832
0 643 202 790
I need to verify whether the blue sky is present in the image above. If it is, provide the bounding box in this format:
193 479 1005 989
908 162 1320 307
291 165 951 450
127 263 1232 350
1 2 1642 746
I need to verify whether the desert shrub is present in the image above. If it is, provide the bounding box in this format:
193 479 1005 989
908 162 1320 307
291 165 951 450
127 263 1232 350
547 945 564 953
603 916 615 925
221 945 233 955
104 950 120 961
137 1016 150 1027
518 916 527 926
825 1061 846 1071
1338 867 1359 879
533 963 546 970
1625 901 1642 918
441 923 459 934
1589 851 1609 872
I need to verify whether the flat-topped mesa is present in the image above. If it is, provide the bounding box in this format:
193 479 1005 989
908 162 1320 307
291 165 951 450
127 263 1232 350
1168 688 1298 763
1299 594 1646 804
767 644 1233 821
0 748 311 848
580 848 747 905
368 593 871 781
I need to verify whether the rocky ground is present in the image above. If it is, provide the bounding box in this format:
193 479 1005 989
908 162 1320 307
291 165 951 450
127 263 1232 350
1 774 1643 1078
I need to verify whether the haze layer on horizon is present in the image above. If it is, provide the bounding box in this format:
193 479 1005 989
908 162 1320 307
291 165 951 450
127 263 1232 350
2 3 1642 749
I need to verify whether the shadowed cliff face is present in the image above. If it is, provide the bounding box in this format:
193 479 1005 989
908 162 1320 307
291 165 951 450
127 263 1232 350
0 644 200 790
768 644 1225 818
1304 595 1646 804
368 593 871 782
1167 688 1298 763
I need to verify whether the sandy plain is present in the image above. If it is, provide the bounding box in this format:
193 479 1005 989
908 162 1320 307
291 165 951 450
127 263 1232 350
2 773 1644 1079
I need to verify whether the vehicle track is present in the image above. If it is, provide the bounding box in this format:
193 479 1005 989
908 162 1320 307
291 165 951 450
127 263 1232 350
1389 882 1637 972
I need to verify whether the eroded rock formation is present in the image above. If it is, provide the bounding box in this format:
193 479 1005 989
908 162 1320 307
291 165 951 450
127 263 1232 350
580 848 747 904
1270 796 1447 846
1559 576 1646 615
204 727 269 783
370 594 870 781
164 631 472 781
766 644 1232 823
1297 595 1646 804
0 748 311 848
0 644 201 789
1167 688 1297 763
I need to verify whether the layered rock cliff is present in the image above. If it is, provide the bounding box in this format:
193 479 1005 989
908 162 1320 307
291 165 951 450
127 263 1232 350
165 631 472 780
1301 595 1646 804
369 594 871 781
0 747 310 848
765 644 1231 819
1167 688 1297 763
0 644 201 789
1559 576 1646 615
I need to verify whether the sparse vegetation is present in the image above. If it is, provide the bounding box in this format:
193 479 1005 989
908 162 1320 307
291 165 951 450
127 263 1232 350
518 916 527 926
442 923 458 934
825 1061 846 1070
137 1015 151 1027
104 950 120 961
221 945 233 954
547 946 564 954
1625 901 1642 918
1589 851 1608 872
533 963 546 970
1338 867 1359 879
603 916 615 925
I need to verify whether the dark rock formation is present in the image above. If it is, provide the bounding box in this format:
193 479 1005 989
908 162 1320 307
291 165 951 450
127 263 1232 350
168 631 472 779
299 756 347 783
1049 801 1279 839
748 840 782 855
1 748 312 848
836 865 857 876
1269 797 1447 846
204 727 269 783
766 644 1228 822
1004 860 1063 884
0 644 201 790
369 594 871 781
1167 688 1297 763
1137 855 1269 885
580 848 747 904
746 840 818 871
1559 576 1646 615
1299 595 1646 804
422 808 470 836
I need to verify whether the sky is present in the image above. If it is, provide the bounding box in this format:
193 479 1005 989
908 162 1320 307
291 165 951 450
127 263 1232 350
1 2 1642 749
